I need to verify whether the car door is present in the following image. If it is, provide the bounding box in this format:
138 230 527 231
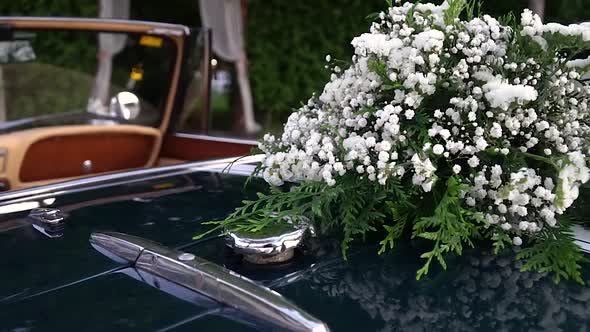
0 18 188 191
157 27 258 166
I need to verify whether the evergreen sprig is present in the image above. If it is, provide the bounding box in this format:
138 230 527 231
412 177 481 279
378 201 412 254
516 218 587 284
194 174 409 259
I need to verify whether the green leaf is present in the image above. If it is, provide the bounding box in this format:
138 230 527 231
435 252 448 270
368 59 389 81
365 12 379 22
405 1 419 27
444 0 468 26
417 232 439 240
464 0 481 20
378 200 411 254
491 231 512 255
516 219 587 284
354 105 378 115
412 177 480 280
378 223 405 254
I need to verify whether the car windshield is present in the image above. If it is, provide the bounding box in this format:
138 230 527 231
0 28 176 133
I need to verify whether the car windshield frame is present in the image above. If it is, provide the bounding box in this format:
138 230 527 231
0 17 189 135
0 27 178 131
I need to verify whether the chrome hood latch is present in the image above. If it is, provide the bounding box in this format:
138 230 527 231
90 231 329 332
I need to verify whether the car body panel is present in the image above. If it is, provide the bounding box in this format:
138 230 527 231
1 158 590 331
0 164 265 331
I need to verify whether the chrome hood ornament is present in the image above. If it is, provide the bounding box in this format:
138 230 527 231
225 215 313 264
28 207 65 238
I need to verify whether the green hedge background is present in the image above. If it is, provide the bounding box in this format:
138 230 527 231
1 0 589 127
246 0 590 124
246 0 387 126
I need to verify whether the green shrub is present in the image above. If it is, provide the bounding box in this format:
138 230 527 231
247 0 386 124
246 0 590 124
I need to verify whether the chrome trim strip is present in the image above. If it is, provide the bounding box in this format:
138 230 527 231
148 27 186 37
0 155 263 206
91 232 330 332
0 17 190 35
90 232 149 264
573 225 590 254
120 266 278 332
173 132 258 146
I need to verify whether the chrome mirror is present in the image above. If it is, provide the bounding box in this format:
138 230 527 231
109 91 140 120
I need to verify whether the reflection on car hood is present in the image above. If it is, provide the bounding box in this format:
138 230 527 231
0 169 590 331
274 244 590 332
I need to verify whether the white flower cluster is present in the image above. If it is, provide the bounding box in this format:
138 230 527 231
258 2 590 245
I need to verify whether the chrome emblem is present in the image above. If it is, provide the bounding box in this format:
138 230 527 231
28 208 66 238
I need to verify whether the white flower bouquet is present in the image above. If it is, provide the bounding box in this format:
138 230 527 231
197 0 590 283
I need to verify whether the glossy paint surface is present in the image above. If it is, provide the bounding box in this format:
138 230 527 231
1 170 590 331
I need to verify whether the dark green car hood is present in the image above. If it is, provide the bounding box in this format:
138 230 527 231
1 168 590 332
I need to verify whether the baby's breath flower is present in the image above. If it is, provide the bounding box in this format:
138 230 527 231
251 0 590 282
433 144 445 155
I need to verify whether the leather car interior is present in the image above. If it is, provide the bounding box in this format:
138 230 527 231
0 125 160 190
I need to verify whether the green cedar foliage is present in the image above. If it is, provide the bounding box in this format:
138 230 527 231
516 218 587 284
412 177 483 279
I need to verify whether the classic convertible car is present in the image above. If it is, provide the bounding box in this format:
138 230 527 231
0 17 255 192
2 17 590 332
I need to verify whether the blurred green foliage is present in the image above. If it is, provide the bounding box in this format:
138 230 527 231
0 2 99 120
246 0 386 124
0 1 97 17
0 1 98 74
546 0 590 24
3 63 95 120
1 0 589 126
246 0 590 123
